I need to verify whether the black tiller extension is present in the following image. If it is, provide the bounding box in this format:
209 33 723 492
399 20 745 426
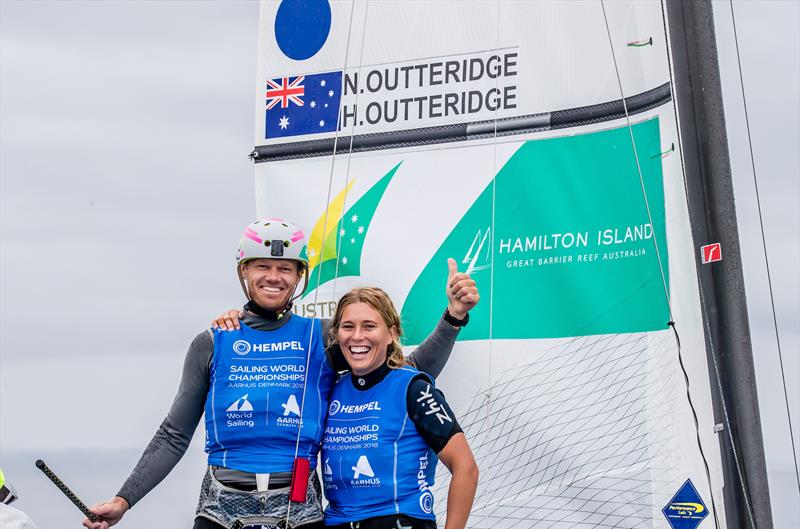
35 459 98 522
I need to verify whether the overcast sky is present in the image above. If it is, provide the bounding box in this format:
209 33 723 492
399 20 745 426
1 1 797 528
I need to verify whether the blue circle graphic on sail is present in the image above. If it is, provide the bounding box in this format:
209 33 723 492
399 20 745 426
274 0 332 60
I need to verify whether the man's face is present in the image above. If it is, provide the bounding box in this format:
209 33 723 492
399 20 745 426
241 258 302 312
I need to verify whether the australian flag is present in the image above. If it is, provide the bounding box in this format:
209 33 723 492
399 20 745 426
265 70 342 139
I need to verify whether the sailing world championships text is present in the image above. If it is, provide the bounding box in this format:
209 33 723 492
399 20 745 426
340 50 518 128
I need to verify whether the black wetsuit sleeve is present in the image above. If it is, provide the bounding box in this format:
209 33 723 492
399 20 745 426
116 331 212 507
407 376 462 454
406 317 460 379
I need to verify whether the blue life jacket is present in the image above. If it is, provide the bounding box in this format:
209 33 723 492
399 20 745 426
322 367 438 524
204 316 335 473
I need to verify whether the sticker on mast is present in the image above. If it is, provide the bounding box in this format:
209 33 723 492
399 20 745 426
700 243 722 264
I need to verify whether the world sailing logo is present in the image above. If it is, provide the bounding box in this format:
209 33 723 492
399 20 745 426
226 394 253 412
226 394 254 428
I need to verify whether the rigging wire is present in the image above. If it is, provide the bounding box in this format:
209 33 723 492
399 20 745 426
599 2 673 322
285 0 362 525
728 0 800 492
331 0 371 302
475 0 502 521
657 0 758 527
601 2 728 528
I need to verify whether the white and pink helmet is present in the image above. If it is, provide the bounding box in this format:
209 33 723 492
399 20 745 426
236 218 309 267
236 218 309 304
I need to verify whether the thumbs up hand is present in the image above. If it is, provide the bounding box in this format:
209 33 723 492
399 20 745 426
446 257 479 319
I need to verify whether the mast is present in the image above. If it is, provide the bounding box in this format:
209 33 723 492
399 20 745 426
665 1 773 527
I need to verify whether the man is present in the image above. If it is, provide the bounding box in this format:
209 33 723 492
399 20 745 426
84 218 478 529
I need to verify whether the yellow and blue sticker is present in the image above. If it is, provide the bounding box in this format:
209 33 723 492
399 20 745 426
662 479 709 529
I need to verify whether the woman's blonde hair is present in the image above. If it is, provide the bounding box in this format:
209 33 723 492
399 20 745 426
330 287 408 369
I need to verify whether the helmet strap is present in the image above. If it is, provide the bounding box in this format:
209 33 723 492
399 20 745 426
283 267 309 318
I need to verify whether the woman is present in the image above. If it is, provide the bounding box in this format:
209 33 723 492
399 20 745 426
322 288 478 529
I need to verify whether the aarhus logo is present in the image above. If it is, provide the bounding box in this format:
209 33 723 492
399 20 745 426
277 394 302 427
232 340 251 355
281 394 301 417
328 400 341 416
349 455 380 487
351 455 375 479
662 479 709 529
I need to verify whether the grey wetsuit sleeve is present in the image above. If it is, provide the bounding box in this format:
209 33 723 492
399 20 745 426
116 331 212 507
406 317 460 379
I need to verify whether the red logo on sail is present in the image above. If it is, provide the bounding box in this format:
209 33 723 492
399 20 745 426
701 243 722 264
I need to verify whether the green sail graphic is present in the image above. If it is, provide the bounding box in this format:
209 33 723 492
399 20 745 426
305 162 401 294
402 118 670 343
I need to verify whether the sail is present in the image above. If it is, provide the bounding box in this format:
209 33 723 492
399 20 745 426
253 1 731 527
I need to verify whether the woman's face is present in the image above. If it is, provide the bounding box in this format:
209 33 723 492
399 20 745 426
337 302 396 376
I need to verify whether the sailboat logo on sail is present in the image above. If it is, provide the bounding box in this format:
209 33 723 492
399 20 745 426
462 227 491 274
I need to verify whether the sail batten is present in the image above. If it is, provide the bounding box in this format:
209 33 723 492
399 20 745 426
252 83 672 162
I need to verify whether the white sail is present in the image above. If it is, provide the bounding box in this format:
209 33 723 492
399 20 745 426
254 1 727 527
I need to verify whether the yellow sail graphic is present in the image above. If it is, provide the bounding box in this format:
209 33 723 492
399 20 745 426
306 180 355 270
